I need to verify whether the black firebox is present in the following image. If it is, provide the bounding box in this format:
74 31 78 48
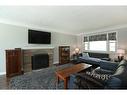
32 53 49 70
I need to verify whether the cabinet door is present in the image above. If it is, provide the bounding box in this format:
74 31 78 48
6 51 12 76
6 51 14 77
13 51 21 74
6 50 22 77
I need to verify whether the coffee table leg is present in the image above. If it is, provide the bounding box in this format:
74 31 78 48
64 78 68 89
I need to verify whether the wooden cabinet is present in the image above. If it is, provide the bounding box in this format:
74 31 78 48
59 46 70 64
6 49 23 77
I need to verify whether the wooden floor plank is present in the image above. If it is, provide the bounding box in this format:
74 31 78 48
0 75 9 89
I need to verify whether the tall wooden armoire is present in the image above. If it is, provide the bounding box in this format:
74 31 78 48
6 48 23 77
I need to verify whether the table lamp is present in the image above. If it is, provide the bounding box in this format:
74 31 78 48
72 48 80 60
117 49 125 61
75 48 80 54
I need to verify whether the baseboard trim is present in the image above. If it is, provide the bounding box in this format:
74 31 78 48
0 72 6 75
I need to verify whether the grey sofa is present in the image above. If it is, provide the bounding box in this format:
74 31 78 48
79 52 110 60
69 60 127 89
78 52 118 71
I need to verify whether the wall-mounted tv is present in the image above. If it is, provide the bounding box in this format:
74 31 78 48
28 29 51 44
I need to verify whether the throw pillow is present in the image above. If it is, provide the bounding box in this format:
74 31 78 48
82 52 89 58
85 71 111 81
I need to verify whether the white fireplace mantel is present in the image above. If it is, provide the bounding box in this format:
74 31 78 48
22 46 54 50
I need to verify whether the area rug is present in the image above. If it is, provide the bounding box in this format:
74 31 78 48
9 63 74 89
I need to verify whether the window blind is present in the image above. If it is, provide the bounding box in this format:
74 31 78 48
84 36 88 42
89 34 107 41
108 32 116 40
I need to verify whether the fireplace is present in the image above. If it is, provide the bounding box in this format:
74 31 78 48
32 54 49 70
23 48 54 73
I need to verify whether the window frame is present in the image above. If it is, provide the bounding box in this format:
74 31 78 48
84 42 89 50
109 40 117 52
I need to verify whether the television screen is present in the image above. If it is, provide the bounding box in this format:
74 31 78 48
28 29 51 44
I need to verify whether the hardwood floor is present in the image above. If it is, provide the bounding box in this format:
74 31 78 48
0 75 9 89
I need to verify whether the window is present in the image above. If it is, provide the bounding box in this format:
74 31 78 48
109 40 116 52
89 34 107 51
89 41 107 51
84 36 89 50
108 32 116 52
83 32 116 52
85 42 88 50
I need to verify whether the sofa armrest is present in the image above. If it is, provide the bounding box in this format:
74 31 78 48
101 58 111 61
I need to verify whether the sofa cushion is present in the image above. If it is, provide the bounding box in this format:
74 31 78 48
104 77 122 89
78 57 101 66
84 52 109 59
100 60 118 71
94 67 114 75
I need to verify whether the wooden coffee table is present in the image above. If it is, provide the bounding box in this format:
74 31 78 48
55 63 92 89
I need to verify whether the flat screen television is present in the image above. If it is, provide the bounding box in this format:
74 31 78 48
28 29 51 44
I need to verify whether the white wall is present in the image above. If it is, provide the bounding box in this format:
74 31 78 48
117 28 127 59
117 28 127 49
0 23 77 74
51 32 77 63
77 35 84 53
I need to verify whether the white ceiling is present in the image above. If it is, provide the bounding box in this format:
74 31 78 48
0 6 127 35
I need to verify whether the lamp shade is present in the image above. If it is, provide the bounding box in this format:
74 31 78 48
117 49 125 56
75 48 80 54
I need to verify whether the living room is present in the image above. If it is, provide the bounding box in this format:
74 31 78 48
0 0 127 95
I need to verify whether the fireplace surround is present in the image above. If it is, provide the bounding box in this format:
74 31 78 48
22 47 54 73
